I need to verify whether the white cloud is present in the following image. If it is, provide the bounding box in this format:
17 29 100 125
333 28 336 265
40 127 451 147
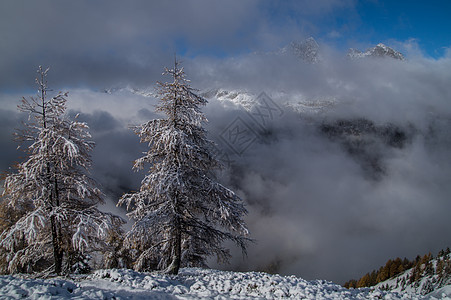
327 30 342 39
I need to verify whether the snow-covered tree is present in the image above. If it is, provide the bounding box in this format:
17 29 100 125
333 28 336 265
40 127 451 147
0 67 123 275
119 60 249 274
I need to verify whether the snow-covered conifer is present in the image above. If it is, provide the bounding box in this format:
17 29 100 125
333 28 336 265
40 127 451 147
119 60 249 274
0 67 123 275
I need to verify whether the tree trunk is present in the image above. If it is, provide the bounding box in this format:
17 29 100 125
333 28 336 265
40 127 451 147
166 217 181 275
50 216 63 274
51 178 63 275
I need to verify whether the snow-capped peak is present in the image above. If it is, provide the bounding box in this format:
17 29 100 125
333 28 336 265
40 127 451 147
201 88 257 110
347 43 405 60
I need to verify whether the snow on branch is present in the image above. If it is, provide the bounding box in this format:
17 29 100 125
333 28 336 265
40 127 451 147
1 67 123 275
119 60 249 274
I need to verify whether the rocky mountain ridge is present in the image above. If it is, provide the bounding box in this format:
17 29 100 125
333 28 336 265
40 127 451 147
278 37 405 62
347 43 405 60
280 37 321 63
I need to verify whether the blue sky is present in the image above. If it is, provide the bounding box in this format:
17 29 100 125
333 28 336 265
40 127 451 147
176 0 451 59
352 0 451 58
260 0 451 58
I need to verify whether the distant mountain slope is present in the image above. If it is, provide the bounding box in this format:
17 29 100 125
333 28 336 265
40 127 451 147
285 37 321 63
200 88 337 116
344 248 451 296
320 118 413 179
278 38 404 62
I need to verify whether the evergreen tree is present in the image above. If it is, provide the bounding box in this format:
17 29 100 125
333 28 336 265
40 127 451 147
0 67 123 275
102 230 132 269
343 279 357 289
0 195 31 274
119 60 249 274
437 259 445 280
402 257 412 271
376 261 391 283
369 270 377 286
410 263 422 284
443 255 451 279
357 273 371 288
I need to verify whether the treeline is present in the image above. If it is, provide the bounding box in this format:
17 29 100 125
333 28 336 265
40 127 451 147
344 247 451 289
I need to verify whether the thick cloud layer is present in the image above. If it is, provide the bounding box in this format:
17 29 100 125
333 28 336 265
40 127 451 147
0 0 357 89
196 53 451 283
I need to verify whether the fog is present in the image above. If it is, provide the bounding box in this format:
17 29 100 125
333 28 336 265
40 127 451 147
197 52 451 283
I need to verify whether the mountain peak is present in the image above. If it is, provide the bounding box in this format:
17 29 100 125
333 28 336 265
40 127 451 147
279 37 321 63
348 43 405 60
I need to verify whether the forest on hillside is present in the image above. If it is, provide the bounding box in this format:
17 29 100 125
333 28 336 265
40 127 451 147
344 248 451 290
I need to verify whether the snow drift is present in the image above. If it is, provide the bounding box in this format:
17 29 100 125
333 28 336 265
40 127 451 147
1 268 449 299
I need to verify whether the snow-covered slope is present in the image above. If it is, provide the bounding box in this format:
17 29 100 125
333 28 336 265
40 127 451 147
0 268 443 299
103 85 154 98
201 88 257 110
375 254 451 297
201 88 337 117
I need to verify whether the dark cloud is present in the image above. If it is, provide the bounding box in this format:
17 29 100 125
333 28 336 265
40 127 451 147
67 109 153 215
0 109 22 172
0 0 359 90
0 0 260 89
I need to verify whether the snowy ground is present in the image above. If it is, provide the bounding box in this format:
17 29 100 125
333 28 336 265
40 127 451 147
0 268 450 299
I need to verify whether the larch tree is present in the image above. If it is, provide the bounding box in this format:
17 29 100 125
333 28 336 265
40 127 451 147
0 67 123 275
119 60 249 274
